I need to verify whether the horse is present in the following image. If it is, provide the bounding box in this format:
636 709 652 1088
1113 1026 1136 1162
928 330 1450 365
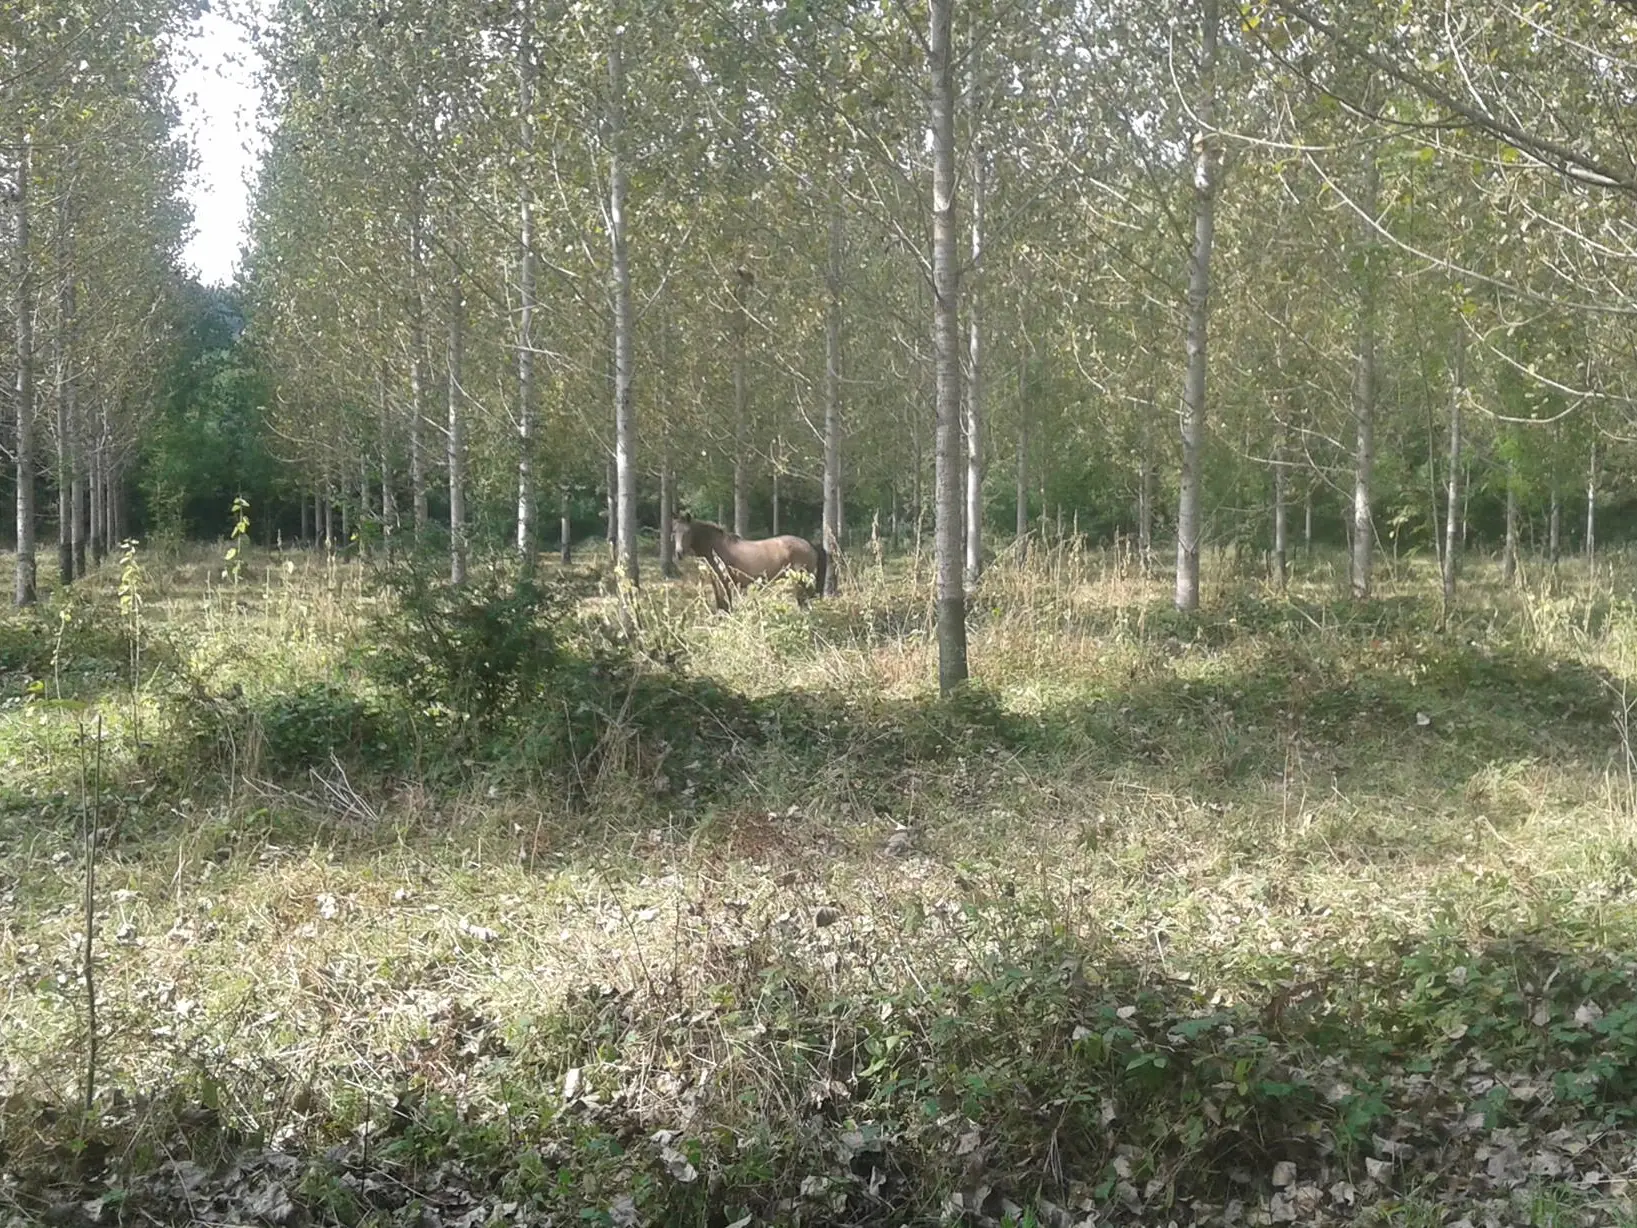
670 512 831 611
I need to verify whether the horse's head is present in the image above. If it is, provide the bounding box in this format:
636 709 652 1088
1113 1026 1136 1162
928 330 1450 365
672 511 705 559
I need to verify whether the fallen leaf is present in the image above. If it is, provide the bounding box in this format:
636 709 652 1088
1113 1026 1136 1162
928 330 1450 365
458 917 498 942
660 1144 698 1183
244 1179 296 1225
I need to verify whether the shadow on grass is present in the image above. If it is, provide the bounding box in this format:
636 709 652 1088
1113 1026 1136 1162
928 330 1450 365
1 578 1625 869
4 921 1636 1226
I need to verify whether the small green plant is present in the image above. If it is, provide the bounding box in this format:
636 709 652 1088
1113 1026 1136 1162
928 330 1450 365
256 681 395 775
116 539 144 742
51 605 72 701
224 495 250 587
361 556 579 730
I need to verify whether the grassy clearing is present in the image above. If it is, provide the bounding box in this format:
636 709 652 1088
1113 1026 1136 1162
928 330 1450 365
4 536 1637 1226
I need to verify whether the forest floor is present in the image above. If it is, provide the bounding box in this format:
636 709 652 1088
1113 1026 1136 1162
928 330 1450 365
4 535 1637 1227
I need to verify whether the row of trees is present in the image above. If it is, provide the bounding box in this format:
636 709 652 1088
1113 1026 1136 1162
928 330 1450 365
239 0 1637 688
2 0 196 604
9 2 1637 698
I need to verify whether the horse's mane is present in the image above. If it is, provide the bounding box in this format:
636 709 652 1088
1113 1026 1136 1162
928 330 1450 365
682 516 739 542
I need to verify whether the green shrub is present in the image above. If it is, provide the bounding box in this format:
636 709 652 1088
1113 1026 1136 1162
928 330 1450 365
358 558 584 732
256 681 396 775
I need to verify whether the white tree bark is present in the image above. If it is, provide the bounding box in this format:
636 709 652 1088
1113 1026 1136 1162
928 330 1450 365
54 181 75 588
1350 161 1380 601
516 17 538 569
1174 0 1219 613
822 184 843 593
929 0 967 691
1272 428 1288 591
1586 438 1597 567
964 70 986 593
378 357 397 555
14 137 37 606
409 216 430 536
609 31 638 586
1015 348 1028 558
732 264 751 537
447 276 468 586
1441 326 1463 605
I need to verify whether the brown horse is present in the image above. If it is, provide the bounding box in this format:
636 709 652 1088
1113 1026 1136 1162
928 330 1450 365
671 513 830 610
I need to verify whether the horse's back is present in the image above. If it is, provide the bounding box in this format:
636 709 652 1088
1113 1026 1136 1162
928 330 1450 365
719 534 817 577
775 535 818 570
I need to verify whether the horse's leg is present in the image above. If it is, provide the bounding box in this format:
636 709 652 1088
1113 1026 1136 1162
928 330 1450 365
707 556 733 612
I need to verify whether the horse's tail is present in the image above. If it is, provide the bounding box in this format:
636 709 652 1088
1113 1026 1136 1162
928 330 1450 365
814 543 831 598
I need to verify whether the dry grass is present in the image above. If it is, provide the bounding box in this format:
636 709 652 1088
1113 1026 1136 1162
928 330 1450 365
3 536 1637 1223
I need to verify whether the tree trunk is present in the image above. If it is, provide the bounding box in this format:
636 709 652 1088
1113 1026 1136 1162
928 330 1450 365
1174 0 1219 613
409 219 430 536
1272 429 1288 592
301 488 312 543
732 263 752 538
929 0 966 692
14 138 37 606
89 434 105 565
560 487 573 565
910 414 922 553
609 31 639 587
822 184 843 593
447 276 468 585
72 457 86 579
1441 326 1463 606
1461 459 1471 548
378 358 396 557
1503 479 1518 584
102 467 115 551
358 454 371 558
1549 482 1561 565
54 207 74 589
1304 489 1313 551
1350 161 1380 601
322 477 333 549
659 462 677 577
606 454 617 560
516 20 538 571
1586 439 1597 567
1015 350 1028 560
964 84 986 593
1138 414 1155 574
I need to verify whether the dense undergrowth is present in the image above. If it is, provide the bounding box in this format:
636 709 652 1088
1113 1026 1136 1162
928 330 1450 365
3 537 1637 1226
